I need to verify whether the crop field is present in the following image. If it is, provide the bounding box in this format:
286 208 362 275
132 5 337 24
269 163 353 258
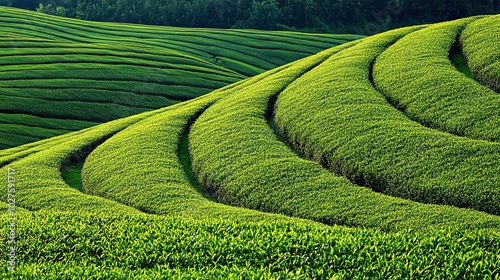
1 11 500 279
0 7 361 149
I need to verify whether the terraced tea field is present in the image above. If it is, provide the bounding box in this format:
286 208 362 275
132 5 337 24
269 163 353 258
1 11 500 279
0 7 361 149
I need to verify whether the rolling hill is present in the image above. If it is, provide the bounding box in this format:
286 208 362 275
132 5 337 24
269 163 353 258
0 6 361 149
1 13 500 279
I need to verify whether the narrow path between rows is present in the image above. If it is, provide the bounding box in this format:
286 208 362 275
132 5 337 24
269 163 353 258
177 107 216 201
449 37 474 79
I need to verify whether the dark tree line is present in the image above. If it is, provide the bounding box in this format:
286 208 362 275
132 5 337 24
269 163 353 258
3 0 499 34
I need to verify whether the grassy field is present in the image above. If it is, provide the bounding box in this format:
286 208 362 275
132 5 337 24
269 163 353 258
0 6 361 149
1 12 500 279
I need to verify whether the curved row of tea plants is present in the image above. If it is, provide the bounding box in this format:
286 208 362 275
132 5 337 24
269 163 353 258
373 18 500 142
0 108 155 214
461 15 500 92
0 68 298 220
81 70 298 221
0 6 361 149
273 16 500 216
276 34 500 217
0 7 357 75
190 25 500 231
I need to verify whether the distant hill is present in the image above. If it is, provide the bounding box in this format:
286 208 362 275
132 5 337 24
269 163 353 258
0 7 362 149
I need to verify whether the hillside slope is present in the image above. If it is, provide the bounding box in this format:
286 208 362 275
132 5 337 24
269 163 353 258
0 6 361 149
1 15 500 278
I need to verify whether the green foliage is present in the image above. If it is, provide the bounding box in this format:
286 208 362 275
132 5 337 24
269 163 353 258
190 26 500 232
0 113 97 131
244 0 281 30
461 15 500 92
81 74 298 220
61 162 84 192
373 17 500 142
1 14 499 278
0 6 359 149
0 107 159 214
36 3 67 17
275 20 500 216
13 0 500 34
1 212 500 279
178 122 209 200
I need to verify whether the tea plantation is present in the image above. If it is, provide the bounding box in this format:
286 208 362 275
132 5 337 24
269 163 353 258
1 11 500 279
0 6 360 149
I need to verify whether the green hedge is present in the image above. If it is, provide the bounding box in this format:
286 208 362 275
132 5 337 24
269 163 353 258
461 15 500 92
0 108 158 213
190 32 500 232
1 212 499 279
81 71 295 221
373 18 500 142
275 24 500 215
0 7 360 149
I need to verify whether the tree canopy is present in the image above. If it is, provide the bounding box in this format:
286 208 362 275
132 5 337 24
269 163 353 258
5 0 499 34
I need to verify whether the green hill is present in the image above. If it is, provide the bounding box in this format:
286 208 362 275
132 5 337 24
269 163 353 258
1 14 500 279
0 6 361 149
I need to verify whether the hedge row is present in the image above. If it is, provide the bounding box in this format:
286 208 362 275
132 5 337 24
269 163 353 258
373 18 500 142
81 69 297 221
0 7 359 148
2 212 499 279
461 15 500 92
275 24 500 215
190 32 500 232
0 107 160 213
